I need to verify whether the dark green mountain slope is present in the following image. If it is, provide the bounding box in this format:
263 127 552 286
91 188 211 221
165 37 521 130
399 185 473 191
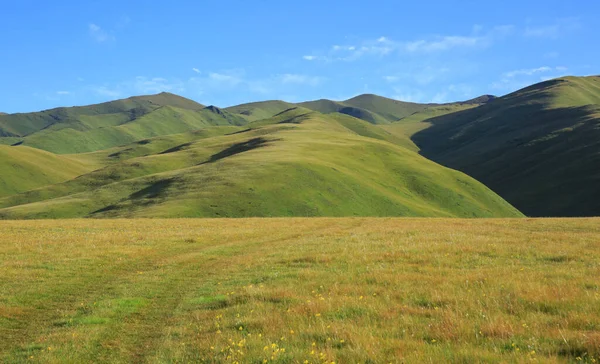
413 76 600 217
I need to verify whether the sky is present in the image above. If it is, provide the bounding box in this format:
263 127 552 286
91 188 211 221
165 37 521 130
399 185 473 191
1 0 598 113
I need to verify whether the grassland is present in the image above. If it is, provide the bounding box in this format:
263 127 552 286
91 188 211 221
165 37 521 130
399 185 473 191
1 218 599 363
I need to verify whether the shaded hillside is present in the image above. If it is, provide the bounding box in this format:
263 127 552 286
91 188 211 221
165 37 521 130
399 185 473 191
0 110 521 219
413 76 600 217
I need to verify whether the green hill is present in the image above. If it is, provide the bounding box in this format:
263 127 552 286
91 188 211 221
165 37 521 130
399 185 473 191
224 100 296 121
0 92 204 138
1 100 247 154
0 110 521 219
413 76 600 217
0 145 98 197
228 94 491 128
343 94 429 121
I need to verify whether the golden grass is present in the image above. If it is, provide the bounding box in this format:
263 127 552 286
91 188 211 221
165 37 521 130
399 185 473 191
1 218 599 363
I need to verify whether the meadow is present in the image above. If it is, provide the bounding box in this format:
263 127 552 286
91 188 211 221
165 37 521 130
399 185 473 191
1 218 599 363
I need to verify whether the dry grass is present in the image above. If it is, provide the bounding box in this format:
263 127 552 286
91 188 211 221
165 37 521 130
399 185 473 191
1 218 599 363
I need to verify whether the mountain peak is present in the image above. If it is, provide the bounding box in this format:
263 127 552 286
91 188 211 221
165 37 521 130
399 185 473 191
460 95 497 105
204 105 224 115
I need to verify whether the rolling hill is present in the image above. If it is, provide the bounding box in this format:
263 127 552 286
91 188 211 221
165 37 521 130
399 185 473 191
412 76 600 217
0 145 99 197
0 92 204 138
0 96 247 154
0 109 522 219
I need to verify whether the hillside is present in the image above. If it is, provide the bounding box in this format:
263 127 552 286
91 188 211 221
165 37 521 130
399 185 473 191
0 99 247 154
0 110 521 219
224 100 296 121
343 94 429 121
413 76 600 216
0 92 204 138
0 145 98 197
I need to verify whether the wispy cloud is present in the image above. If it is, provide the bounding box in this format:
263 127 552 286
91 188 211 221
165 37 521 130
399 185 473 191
85 70 325 105
89 77 185 98
279 74 323 86
524 18 582 39
89 23 113 42
391 83 474 103
384 66 451 86
404 36 483 53
302 25 514 62
492 66 569 91
91 86 121 98
192 68 200 74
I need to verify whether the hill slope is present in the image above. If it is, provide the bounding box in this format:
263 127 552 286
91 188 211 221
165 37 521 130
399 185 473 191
0 98 247 154
0 110 521 219
0 145 98 197
0 92 204 138
413 76 600 217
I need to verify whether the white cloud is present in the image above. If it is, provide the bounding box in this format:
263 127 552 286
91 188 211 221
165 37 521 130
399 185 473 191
132 76 185 94
279 74 323 86
503 66 553 78
91 86 121 98
524 18 581 39
302 25 512 62
492 66 569 92
89 23 113 42
543 51 559 59
84 69 324 105
384 66 451 86
404 35 483 53
391 83 475 104
192 68 200 74
208 71 243 86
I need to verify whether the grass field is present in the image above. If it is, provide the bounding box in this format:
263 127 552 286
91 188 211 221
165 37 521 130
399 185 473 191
1 218 599 363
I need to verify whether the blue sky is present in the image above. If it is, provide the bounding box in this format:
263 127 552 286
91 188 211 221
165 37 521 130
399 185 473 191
1 0 597 113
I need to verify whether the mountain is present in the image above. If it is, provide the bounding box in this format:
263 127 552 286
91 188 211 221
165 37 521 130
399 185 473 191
0 94 248 154
0 92 204 138
0 109 521 219
459 95 497 105
413 76 600 217
224 100 296 121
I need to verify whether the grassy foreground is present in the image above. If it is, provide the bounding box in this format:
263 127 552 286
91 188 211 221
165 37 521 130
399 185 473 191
1 218 599 363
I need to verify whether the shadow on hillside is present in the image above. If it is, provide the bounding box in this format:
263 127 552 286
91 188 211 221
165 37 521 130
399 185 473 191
159 142 193 154
200 137 277 165
411 97 600 216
